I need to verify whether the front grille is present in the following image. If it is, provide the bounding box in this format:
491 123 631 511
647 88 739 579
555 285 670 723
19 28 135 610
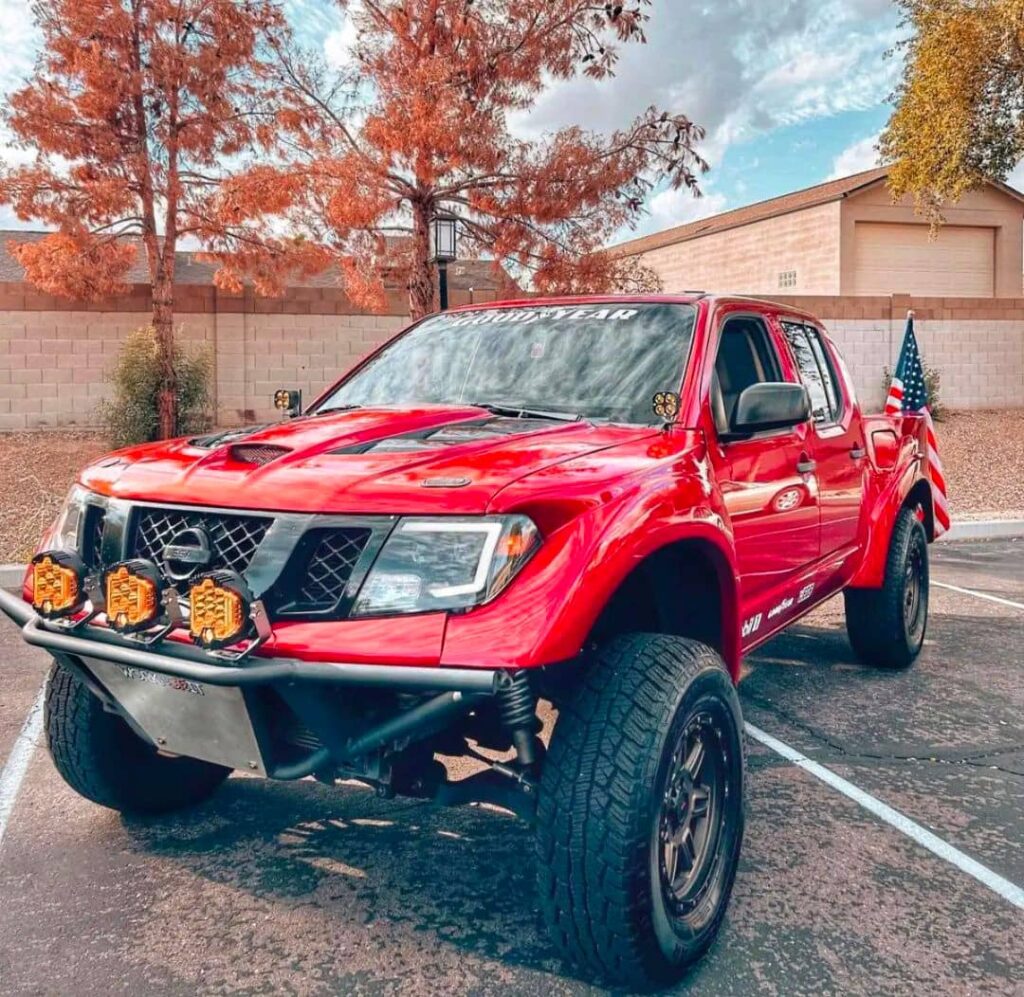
128 507 272 581
292 528 373 611
82 506 106 569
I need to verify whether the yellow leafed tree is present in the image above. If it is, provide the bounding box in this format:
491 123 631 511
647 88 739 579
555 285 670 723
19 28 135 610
882 0 1024 221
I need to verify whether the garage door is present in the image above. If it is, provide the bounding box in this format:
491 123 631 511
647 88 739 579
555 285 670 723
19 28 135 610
852 222 994 297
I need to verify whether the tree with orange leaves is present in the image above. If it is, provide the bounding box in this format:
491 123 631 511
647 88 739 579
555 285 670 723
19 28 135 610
0 0 322 437
215 0 707 319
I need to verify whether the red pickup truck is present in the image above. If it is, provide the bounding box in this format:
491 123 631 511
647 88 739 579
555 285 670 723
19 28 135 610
0 295 938 988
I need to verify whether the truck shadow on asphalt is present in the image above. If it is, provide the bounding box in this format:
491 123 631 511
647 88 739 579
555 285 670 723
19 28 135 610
112 613 1021 991
119 772 584 984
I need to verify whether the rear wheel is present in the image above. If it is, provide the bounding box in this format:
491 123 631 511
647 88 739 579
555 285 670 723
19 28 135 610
536 634 744 989
45 664 231 815
845 507 929 669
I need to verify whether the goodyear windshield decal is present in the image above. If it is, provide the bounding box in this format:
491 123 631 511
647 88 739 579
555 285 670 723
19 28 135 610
444 306 640 328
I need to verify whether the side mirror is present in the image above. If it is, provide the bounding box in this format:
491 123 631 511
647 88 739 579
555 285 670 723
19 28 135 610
732 382 810 434
273 388 302 419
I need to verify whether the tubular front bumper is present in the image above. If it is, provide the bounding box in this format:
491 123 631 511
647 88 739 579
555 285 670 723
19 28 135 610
0 587 509 695
0 586 519 782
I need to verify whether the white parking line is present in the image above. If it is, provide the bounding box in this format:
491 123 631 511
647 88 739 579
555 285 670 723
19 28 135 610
933 580 1024 612
745 722 1024 911
0 684 45 853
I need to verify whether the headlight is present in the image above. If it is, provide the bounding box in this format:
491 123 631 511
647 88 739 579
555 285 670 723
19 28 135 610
351 515 540 617
53 485 91 553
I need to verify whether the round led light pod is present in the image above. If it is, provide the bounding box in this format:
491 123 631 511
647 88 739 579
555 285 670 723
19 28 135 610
30 550 87 619
188 570 254 649
103 559 164 634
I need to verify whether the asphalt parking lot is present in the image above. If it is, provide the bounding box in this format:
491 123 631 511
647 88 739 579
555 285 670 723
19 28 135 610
0 538 1021 996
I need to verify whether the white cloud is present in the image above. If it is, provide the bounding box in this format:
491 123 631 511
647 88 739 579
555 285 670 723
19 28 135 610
324 2 360 69
828 131 882 179
1006 160 1024 192
513 1 901 181
0 1 39 96
640 187 730 237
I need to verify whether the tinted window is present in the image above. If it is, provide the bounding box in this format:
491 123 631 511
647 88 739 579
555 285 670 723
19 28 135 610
713 317 782 431
783 322 841 423
318 303 696 426
808 330 842 419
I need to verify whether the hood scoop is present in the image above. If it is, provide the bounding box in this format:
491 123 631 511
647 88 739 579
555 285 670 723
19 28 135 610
230 443 292 466
329 416 558 456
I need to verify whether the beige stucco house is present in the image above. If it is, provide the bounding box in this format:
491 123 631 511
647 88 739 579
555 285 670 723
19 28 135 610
613 167 1024 298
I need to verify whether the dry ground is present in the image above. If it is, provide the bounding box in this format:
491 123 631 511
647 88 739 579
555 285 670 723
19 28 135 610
0 431 109 563
0 409 1021 563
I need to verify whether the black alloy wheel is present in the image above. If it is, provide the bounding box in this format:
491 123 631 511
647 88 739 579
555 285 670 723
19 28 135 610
656 711 730 920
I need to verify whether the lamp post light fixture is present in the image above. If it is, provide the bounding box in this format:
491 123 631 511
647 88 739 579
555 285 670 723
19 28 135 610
430 213 459 311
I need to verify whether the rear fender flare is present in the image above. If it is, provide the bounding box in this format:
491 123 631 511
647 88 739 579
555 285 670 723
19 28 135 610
851 459 932 589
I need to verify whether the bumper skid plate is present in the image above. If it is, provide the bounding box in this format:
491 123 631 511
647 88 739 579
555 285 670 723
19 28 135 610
85 656 269 774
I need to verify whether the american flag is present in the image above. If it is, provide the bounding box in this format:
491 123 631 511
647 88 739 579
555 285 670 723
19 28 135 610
884 312 950 536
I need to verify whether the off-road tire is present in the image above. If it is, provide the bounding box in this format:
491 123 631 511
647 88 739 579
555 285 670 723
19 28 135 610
844 507 929 670
45 663 231 814
536 634 745 990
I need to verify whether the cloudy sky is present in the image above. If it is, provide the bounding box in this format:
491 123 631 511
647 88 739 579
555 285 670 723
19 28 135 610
0 0 920 238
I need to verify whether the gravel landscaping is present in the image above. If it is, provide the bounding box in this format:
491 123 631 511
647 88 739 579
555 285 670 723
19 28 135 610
0 410 1021 563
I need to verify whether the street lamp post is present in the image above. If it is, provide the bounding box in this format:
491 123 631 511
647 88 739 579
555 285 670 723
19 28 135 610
431 214 458 311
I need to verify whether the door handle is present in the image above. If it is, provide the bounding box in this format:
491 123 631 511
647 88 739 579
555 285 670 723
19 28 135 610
850 445 866 460
796 456 816 474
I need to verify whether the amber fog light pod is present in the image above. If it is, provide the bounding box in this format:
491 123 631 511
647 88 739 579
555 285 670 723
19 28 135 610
104 559 164 633
188 570 254 649
30 551 87 619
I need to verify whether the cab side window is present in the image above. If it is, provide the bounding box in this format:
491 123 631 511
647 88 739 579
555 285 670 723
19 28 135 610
712 317 782 434
782 322 842 425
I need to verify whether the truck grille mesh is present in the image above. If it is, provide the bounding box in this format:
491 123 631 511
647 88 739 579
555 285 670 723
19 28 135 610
293 528 373 612
83 506 106 569
129 508 272 579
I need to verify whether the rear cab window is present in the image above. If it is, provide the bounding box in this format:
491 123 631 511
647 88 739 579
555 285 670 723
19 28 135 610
781 321 844 425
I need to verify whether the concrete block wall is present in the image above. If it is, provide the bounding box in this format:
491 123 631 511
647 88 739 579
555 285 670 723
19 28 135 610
223 312 407 425
0 309 215 432
0 284 1020 431
826 318 1024 411
0 308 407 431
769 294 1024 412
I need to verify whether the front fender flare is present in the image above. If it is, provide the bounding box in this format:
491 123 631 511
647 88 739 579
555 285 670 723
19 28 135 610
442 497 741 678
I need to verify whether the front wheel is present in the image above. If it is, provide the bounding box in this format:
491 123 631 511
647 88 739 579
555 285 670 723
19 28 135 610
845 507 929 670
536 634 745 989
45 664 231 815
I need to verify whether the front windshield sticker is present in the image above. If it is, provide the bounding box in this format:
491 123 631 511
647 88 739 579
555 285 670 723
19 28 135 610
445 307 639 327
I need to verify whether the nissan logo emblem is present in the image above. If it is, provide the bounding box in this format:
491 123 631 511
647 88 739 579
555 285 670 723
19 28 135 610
162 527 213 581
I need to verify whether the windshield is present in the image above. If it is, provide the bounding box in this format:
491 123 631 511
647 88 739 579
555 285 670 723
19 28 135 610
316 303 697 425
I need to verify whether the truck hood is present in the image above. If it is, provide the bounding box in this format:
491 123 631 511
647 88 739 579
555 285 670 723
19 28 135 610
80 406 660 514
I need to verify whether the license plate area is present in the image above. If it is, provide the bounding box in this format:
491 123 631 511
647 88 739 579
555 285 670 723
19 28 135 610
83 658 268 775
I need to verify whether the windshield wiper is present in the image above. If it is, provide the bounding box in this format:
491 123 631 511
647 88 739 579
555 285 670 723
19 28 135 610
309 404 363 416
469 401 583 423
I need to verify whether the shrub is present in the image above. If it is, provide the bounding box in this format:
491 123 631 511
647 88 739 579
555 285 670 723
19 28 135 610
99 327 213 447
881 363 945 422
